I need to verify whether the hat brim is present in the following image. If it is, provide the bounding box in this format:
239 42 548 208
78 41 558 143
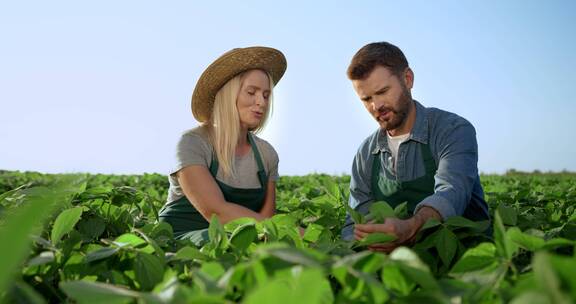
191 46 287 123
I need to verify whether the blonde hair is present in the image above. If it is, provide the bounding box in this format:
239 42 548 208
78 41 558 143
203 70 274 177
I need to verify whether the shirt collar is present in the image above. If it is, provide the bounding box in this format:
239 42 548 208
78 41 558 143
371 99 429 154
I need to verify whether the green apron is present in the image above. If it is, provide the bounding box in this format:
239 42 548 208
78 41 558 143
371 142 436 213
159 134 268 246
371 141 491 237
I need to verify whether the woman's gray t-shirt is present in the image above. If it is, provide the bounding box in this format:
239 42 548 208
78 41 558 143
166 127 279 204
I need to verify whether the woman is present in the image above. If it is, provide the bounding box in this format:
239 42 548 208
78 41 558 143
159 47 286 246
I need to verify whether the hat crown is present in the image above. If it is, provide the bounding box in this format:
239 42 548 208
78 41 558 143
191 47 287 123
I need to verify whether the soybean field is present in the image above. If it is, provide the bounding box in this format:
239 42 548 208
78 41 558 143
0 171 575 303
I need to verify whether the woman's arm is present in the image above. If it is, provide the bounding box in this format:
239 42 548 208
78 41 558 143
177 165 267 224
258 180 276 218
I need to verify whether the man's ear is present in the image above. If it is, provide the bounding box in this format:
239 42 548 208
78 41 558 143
403 67 414 89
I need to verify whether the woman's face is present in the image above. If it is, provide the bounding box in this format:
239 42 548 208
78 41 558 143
237 69 271 131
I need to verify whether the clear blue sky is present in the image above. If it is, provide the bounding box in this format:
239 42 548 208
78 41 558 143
1 1 575 175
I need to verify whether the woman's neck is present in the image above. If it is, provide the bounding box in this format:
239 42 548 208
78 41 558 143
238 126 250 144
236 128 250 156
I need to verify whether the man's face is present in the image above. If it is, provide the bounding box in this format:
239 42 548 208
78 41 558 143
352 65 414 134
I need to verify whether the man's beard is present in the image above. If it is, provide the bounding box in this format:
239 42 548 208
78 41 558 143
379 88 412 131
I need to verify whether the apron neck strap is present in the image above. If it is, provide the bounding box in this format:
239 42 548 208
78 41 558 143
248 133 268 187
247 133 266 173
208 133 268 188
420 143 436 173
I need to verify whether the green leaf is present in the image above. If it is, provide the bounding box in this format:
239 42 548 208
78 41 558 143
497 203 518 226
26 251 55 267
207 214 227 248
354 233 396 248
192 267 225 295
11 280 48 304
533 252 573 304
356 252 387 274
568 209 576 223
388 247 429 270
200 262 226 280
345 203 365 224
419 218 442 231
244 268 334 304
389 247 439 290
382 264 415 296
542 238 574 250
258 245 323 268
60 280 139 304
51 207 83 246
328 181 342 203
77 216 106 240
223 217 257 233
436 226 458 267
507 227 545 251
303 224 324 243
368 201 395 223
114 233 150 251
352 267 390 303
174 246 208 261
62 254 87 278
547 253 576 300
510 291 550 304
444 216 489 231
393 201 408 218
229 222 257 252
84 247 120 263
0 186 68 293
450 242 497 273
134 252 165 291
0 183 30 203
251 260 269 286
494 210 516 260
332 250 373 270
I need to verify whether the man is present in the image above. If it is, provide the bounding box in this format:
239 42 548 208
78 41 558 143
341 42 490 252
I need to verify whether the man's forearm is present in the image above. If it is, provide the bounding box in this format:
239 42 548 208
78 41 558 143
410 206 442 233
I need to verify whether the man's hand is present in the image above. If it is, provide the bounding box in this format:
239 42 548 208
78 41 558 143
354 217 420 252
354 206 442 253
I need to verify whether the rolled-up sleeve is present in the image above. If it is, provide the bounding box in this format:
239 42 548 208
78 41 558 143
342 141 375 240
415 120 478 220
349 148 373 210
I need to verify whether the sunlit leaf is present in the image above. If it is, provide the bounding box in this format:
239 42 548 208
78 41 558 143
450 242 497 274
230 222 257 252
354 233 396 248
368 201 395 223
51 207 84 246
60 280 139 304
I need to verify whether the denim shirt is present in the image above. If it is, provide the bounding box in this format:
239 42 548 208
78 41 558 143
342 100 490 240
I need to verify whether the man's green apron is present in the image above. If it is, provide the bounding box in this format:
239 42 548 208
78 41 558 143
371 142 436 212
158 134 267 246
370 140 491 236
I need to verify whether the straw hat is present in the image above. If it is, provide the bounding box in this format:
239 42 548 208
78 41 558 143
191 46 287 122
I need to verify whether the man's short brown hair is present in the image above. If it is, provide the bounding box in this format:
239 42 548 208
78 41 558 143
347 42 409 80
